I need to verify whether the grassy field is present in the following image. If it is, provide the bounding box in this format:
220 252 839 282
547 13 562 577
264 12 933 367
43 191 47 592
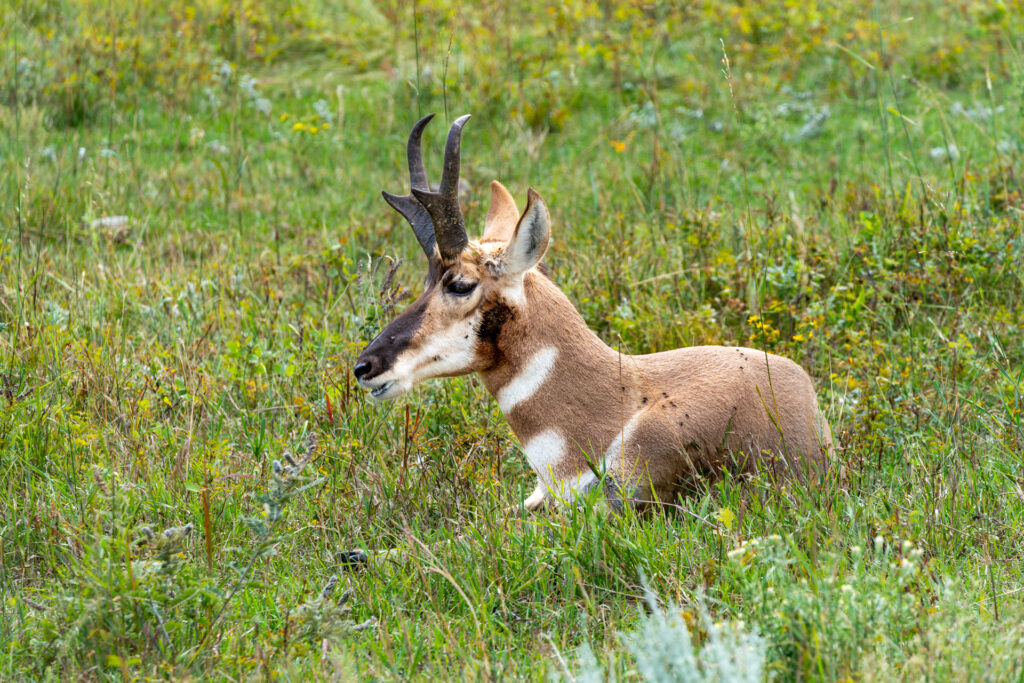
2 0 1024 679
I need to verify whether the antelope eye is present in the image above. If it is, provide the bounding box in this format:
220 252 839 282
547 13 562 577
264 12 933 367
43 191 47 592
446 278 478 296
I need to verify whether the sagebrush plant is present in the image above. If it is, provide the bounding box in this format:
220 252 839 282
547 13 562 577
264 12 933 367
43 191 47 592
563 577 767 682
2 0 1024 679
17 468 215 675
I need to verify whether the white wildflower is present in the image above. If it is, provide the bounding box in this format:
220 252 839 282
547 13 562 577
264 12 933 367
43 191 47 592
929 144 959 161
997 139 1019 155
313 98 332 122
793 106 829 141
239 74 258 98
213 59 233 84
951 101 1004 122
89 216 129 230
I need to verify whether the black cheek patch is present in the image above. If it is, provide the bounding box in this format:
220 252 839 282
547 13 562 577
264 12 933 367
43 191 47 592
477 301 512 343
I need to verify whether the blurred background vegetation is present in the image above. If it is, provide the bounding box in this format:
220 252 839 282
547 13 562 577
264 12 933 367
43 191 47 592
2 0 1023 679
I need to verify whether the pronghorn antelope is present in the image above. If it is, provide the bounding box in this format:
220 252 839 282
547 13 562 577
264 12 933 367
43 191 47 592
354 113 834 515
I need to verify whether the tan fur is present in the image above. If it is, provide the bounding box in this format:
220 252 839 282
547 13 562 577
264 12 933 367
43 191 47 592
482 181 520 243
359 187 834 512
478 271 833 509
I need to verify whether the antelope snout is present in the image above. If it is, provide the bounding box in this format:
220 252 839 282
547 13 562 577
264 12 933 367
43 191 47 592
353 347 390 385
353 352 399 401
353 359 374 381
353 295 429 399
354 328 393 384
353 339 406 401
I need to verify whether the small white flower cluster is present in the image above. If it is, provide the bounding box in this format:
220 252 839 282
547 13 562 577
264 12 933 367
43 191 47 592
726 534 785 565
204 60 271 116
627 101 658 130
211 58 234 86
208 140 229 155
46 301 70 327
946 101 1020 156
929 143 960 162
899 538 924 575
996 139 1019 155
240 74 272 115
771 88 830 142
313 98 333 124
791 106 829 142
868 535 925 578
950 101 1004 122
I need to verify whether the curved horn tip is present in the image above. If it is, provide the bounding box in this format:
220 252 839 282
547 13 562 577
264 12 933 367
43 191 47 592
411 112 436 136
446 115 471 142
443 115 471 151
407 114 436 191
442 115 471 147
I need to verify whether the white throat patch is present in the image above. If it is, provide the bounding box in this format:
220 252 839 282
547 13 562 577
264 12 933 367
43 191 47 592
496 346 558 414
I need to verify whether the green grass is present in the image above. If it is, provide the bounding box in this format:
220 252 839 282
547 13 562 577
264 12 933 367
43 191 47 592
2 0 1024 679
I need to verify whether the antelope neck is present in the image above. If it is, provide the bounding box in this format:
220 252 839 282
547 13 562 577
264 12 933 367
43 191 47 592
479 274 635 452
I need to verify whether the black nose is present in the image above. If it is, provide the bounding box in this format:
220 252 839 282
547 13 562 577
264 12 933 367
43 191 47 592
353 361 372 380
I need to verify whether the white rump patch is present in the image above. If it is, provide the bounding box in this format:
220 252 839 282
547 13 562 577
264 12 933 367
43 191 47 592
523 430 565 486
496 346 558 413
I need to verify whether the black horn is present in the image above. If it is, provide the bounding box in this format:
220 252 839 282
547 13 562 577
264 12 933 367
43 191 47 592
411 114 471 263
382 113 438 260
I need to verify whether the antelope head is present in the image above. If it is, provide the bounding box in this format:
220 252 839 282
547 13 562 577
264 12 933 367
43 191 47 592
354 114 550 400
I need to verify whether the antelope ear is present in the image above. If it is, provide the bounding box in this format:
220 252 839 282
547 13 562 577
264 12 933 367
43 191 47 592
482 180 519 243
502 188 550 276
